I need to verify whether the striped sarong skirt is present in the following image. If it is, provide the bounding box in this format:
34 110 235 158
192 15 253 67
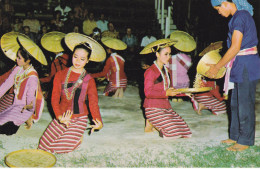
104 79 127 96
38 116 88 154
0 93 14 113
194 95 226 115
145 108 192 139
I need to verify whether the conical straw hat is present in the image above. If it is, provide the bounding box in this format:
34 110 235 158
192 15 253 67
170 30 196 52
140 38 177 54
41 31 65 53
199 41 223 57
65 33 106 62
101 37 127 50
197 50 226 79
1 32 29 62
17 35 47 65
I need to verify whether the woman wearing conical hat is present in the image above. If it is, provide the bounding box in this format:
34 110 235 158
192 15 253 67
140 39 192 139
168 31 195 102
208 0 260 151
39 31 70 99
91 37 127 98
0 35 45 135
38 36 103 154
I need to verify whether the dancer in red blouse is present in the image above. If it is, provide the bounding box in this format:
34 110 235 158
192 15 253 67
142 39 192 139
191 77 227 115
38 42 103 154
91 38 127 98
40 52 69 83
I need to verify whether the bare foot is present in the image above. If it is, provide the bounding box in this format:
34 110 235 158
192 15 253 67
144 119 155 132
112 89 120 98
196 110 202 115
178 98 183 102
118 88 124 98
226 143 249 151
221 139 237 144
172 98 178 102
197 103 206 115
80 136 83 143
25 116 33 129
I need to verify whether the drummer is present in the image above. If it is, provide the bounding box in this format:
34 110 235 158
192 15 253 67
140 39 192 138
91 37 127 98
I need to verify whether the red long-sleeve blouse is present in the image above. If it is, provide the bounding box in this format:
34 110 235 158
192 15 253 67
91 53 127 82
51 68 102 122
195 80 224 101
143 64 172 109
40 54 69 83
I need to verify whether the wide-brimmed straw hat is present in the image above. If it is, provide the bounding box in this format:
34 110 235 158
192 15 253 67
1 32 29 62
140 38 177 54
197 50 226 79
41 31 65 53
64 33 106 62
101 37 127 50
199 41 223 57
170 30 196 52
17 35 47 65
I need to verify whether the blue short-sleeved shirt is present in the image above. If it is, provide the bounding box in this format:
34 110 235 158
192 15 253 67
227 10 260 83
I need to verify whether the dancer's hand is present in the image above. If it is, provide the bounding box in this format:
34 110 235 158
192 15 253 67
22 101 33 112
185 93 193 98
59 110 73 128
166 88 181 97
90 119 103 134
205 64 219 79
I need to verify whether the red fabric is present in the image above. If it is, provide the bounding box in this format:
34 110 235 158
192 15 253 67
0 93 14 112
40 54 69 83
33 82 44 122
17 77 28 100
103 79 127 96
195 80 224 101
0 66 15 93
194 95 226 115
143 64 171 109
38 116 88 154
52 68 102 122
145 108 192 138
91 54 127 83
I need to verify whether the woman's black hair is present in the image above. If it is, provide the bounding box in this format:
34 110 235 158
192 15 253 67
152 45 171 54
18 47 33 62
73 43 92 60
17 47 40 69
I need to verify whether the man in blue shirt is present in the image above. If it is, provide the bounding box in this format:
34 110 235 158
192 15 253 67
207 0 260 151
